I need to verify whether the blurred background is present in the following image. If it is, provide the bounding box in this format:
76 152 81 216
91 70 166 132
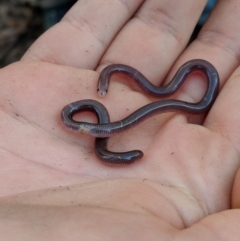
0 0 77 67
0 0 217 68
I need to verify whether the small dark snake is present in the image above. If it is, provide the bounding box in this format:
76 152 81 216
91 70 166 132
61 59 219 165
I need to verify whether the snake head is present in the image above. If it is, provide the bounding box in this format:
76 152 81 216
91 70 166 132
97 87 107 97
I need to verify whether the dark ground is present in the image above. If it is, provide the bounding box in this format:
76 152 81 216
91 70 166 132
0 1 43 67
0 0 76 67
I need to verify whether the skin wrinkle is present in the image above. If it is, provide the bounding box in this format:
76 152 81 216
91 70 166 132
183 170 210 218
26 44 58 64
142 182 186 227
0 145 48 176
0 107 60 142
173 138 207 210
166 175 208 227
184 148 220 218
4 178 186 228
61 18 108 49
197 29 240 63
62 0 136 49
115 0 136 14
148 180 210 228
0 109 95 173
0 93 93 151
0 107 31 126
155 126 224 220
0 140 87 178
130 197 184 230
0 167 39 177
135 6 186 48
0 201 167 227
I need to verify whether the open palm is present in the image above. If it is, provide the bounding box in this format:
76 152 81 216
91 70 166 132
1 1 240 240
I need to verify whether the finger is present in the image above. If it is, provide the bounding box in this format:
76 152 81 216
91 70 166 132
168 0 240 104
98 0 207 84
21 0 144 69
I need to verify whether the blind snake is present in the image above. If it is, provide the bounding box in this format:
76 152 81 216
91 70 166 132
61 59 219 165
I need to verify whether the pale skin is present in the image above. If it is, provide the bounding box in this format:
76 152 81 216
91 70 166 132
1 0 240 240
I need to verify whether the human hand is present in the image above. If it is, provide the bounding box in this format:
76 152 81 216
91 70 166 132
1 0 240 240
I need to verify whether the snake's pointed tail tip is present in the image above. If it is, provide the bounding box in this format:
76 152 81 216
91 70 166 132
100 151 144 166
